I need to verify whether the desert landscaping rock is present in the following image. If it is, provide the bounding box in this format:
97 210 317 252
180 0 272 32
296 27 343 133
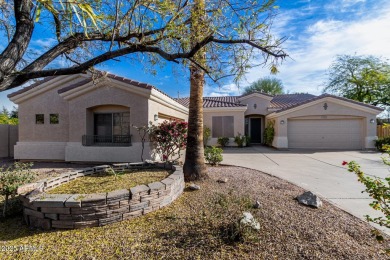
296 191 323 208
253 200 261 209
240 212 260 230
217 178 228 183
189 184 201 190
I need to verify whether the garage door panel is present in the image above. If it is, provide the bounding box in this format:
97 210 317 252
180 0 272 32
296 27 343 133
288 119 363 150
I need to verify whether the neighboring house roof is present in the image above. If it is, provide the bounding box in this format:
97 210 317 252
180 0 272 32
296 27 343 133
274 93 384 113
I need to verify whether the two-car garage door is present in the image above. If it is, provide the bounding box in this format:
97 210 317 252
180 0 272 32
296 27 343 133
288 119 363 150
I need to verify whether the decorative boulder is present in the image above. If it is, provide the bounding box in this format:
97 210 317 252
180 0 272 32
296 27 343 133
253 200 261 209
240 212 260 230
296 191 322 208
217 178 228 183
188 184 201 190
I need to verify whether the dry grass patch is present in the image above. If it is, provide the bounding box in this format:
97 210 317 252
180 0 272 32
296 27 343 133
0 166 389 259
47 168 170 194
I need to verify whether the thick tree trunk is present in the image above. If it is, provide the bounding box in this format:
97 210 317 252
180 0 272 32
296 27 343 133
0 0 34 86
184 64 208 181
183 0 208 181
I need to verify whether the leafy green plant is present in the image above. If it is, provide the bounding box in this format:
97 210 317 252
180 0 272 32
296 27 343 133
217 137 230 147
263 120 275 146
203 125 211 147
234 133 246 148
375 137 390 152
343 145 390 242
0 162 34 217
204 146 223 166
245 136 251 146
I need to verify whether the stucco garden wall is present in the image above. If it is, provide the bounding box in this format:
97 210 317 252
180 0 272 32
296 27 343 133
19 163 185 230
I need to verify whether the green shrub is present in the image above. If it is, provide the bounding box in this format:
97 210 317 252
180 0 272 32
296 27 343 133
205 146 223 166
375 137 390 151
343 145 390 243
263 120 275 146
234 133 246 148
0 162 34 217
203 125 211 147
245 136 251 146
217 137 230 147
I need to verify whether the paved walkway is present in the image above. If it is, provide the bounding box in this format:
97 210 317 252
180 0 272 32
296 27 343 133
222 146 390 234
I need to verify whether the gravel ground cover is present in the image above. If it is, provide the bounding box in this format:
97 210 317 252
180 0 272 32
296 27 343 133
0 165 388 259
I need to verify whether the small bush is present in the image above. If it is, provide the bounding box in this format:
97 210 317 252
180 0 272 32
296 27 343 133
203 125 211 147
245 136 251 146
205 146 223 166
264 120 275 146
217 137 230 147
375 137 390 151
234 133 246 148
0 162 34 217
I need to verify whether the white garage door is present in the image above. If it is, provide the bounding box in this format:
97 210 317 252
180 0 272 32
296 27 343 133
288 119 363 150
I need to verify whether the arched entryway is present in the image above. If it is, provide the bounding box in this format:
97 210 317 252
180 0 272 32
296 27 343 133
245 115 265 144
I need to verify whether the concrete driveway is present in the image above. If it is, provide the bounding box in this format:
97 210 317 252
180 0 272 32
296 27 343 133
222 146 390 234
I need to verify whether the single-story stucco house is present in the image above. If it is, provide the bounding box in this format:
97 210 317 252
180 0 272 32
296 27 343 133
8 72 383 162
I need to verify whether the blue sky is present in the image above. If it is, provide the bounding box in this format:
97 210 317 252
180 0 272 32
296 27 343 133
1 0 390 110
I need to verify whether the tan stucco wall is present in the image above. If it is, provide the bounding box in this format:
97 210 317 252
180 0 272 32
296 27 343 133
0 125 18 157
239 96 271 116
67 84 149 143
268 99 379 149
17 79 82 142
12 75 189 162
203 109 245 146
148 98 188 125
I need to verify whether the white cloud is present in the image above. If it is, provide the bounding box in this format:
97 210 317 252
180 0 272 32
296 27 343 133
243 0 390 95
204 83 242 97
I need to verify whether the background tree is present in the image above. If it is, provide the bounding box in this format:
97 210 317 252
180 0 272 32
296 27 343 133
0 106 18 125
323 55 390 107
242 77 284 95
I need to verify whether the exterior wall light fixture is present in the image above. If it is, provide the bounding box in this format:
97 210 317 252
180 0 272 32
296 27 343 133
280 120 285 125
253 104 257 109
154 114 158 121
370 119 375 124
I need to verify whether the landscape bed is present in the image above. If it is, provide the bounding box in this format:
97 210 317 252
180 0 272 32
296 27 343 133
0 165 388 259
18 163 184 230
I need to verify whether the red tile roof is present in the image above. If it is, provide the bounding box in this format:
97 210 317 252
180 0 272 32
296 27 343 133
270 93 316 109
174 96 245 108
7 76 57 98
8 72 182 106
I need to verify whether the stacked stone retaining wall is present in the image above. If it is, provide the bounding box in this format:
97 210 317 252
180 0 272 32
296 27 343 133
18 162 184 230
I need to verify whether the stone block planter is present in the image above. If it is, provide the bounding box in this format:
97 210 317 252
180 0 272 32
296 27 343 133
18 162 185 230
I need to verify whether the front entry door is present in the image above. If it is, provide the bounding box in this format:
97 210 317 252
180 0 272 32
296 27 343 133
250 118 262 143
